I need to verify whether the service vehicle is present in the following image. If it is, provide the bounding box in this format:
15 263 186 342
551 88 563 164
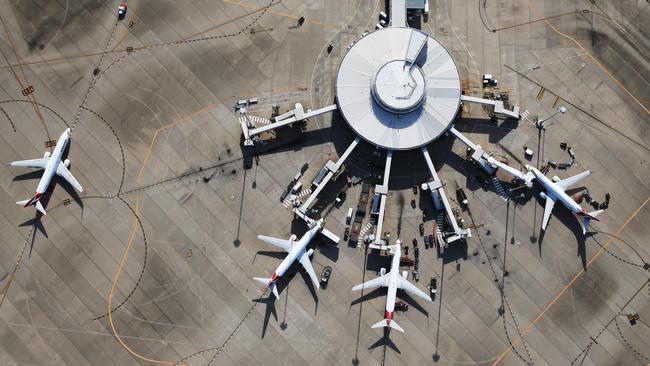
335 191 346 208
430 277 438 295
456 187 468 207
395 300 408 312
320 266 332 289
117 2 127 20
291 181 302 194
400 256 414 267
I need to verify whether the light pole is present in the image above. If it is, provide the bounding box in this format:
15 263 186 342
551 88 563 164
536 106 567 129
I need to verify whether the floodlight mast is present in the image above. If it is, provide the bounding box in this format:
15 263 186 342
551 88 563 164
536 106 567 129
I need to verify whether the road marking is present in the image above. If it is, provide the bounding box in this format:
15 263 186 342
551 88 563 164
110 0 140 52
222 0 339 29
492 196 650 365
107 99 225 365
516 0 650 116
282 188 312 208
0 13 51 143
0 5 270 71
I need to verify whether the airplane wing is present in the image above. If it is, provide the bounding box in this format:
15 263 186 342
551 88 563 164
556 170 591 191
541 196 556 231
298 251 320 289
10 158 49 170
56 162 83 192
396 276 432 302
352 274 389 291
256 235 292 252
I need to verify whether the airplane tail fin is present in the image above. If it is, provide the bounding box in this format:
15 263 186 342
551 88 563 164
371 318 404 333
253 277 279 298
16 194 46 215
579 209 604 234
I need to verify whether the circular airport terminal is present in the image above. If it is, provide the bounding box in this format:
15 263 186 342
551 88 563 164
336 27 462 150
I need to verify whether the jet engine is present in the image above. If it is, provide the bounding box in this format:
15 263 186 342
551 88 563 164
402 271 408 279
43 151 51 158
306 248 314 257
379 267 386 276
64 159 71 168
539 191 547 200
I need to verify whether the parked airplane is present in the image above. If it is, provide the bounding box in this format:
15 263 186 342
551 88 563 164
253 218 335 298
352 243 431 333
497 163 603 234
526 166 603 234
9 128 83 215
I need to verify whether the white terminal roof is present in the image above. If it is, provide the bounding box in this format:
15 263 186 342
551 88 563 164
336 27 461 150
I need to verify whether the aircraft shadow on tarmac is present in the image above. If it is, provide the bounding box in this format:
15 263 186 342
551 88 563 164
252 295 278 339
251 258 320 339
350 287 429 319
15 167 84 259
530 184 596 270
369 327 401 354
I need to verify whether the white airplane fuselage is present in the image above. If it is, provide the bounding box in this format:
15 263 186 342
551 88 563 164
383 244 402 324
35 128 70 195
529 167 583 214
268 221 321 285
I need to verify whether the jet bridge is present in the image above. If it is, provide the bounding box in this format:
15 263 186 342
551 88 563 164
241 103 338 146
390 0 407 27
460 95 521 120
448 127 531 185
297 137 360 214
421 147 471 244
373 150 393 245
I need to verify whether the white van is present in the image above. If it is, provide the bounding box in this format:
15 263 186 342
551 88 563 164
346 207 353 225
291 182 302 194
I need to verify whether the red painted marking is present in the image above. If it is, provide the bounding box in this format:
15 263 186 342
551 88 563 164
385 311 394 324
269 271 280 285
25 192 43 207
